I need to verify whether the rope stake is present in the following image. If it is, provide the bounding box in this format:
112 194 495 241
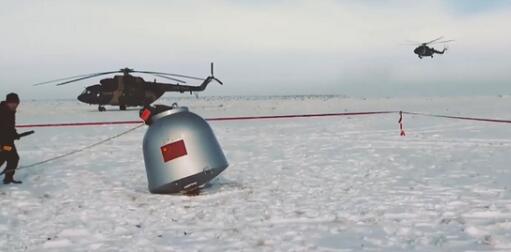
399 111 406 136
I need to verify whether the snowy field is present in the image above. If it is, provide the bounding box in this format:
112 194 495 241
1 95 511 251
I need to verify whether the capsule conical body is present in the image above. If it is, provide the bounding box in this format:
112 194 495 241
142 106 228 194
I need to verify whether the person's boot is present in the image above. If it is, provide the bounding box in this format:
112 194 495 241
10 178 22 184
3 178 22 184
3 171 21 184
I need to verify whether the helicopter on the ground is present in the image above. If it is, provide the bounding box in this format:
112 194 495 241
34 63 223 111
408 37 454 59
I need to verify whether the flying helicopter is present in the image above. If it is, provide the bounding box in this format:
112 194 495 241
34 63 223 111
407 37 454 59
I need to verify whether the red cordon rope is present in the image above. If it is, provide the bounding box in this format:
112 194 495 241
16 111 396 128
15 110 511 138
17 120 141 128
402 112 511 124
11 110 509 171
206 111 396 121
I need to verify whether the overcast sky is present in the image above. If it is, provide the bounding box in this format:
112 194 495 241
1 0 510 99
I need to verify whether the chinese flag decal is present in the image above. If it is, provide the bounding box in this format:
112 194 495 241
161 140 187 162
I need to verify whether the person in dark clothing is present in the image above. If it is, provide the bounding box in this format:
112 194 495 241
0 93 22 184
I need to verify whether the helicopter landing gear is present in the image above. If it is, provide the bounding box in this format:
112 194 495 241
120 105 127 111
98 105 106 112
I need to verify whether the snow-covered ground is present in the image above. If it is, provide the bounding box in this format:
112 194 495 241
1 95 511 251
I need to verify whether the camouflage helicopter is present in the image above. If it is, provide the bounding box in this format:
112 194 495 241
407 37 454 59
34 63 223 111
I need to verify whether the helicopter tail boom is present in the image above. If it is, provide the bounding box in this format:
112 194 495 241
432 47 447 54
154 62 223 94
154 76 218 94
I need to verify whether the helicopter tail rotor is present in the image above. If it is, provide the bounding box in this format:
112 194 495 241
442 45 449 53
209 62 223 85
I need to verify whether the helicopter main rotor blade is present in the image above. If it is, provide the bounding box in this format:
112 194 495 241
136 71 205 81
149 74 187 83
400 42 421 46
425 36 444 45
55 71 121 86
33 72 114 86
430 39 455 45
404 40 421 45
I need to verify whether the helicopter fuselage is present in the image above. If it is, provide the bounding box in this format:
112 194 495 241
76 72 217 111
77 75 164 109
413 45 446 59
